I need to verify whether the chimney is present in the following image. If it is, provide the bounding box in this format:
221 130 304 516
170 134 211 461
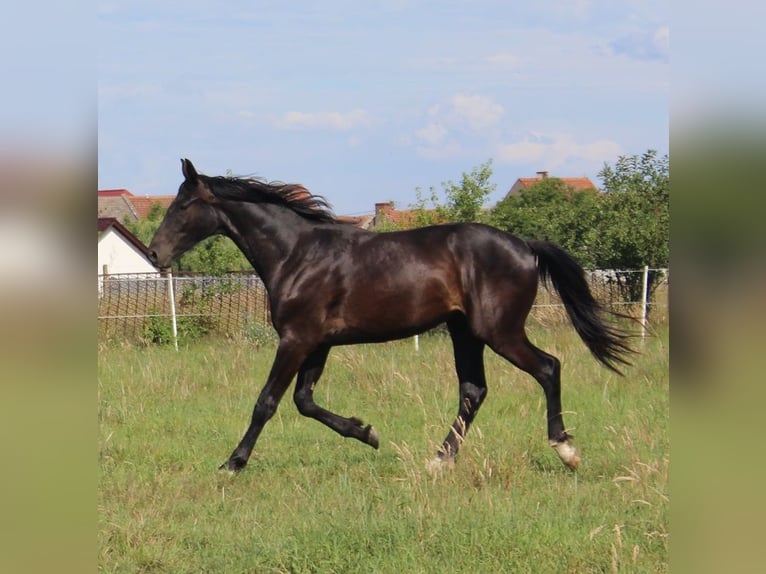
375 202 394 216
536 171 549 179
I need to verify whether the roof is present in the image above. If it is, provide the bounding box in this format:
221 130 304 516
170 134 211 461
98 217 155 261
505 173 597 199
98 189 175 221
513 177 596 192
98 189 133 197
372 202 445 230
129 195 175 219
98 194 137 221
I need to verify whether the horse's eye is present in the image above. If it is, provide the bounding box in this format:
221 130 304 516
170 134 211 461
177 198 197 210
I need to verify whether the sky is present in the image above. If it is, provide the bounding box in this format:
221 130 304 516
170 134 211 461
98 1 669 216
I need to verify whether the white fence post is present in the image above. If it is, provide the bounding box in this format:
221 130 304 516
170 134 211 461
641 265 649 338
166 269 179 351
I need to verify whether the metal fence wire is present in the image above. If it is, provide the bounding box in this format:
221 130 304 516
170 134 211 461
98 272 270 344
97 268 668 345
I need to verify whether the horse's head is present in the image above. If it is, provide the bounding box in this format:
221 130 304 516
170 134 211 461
147 159 222 269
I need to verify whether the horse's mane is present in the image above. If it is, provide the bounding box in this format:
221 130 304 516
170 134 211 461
201 174 337 223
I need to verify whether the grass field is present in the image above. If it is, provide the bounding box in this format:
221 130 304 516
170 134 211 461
98 324 668 573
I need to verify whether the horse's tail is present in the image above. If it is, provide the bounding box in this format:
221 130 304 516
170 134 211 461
527 239 633 374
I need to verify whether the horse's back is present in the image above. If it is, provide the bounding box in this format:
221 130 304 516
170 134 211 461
349 222 537 314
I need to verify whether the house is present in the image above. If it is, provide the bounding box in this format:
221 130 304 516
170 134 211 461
98 189 175 222
371 202 444 230
373 202 416 229
98 217 158 278
505 171 597 199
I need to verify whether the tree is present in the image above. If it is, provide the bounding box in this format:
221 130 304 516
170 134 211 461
590 150 669 302
594 150 669 269
410 159 496 225
490 177 602 267
491 150 668 277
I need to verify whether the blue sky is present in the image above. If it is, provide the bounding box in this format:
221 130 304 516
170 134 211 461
98 1 668 215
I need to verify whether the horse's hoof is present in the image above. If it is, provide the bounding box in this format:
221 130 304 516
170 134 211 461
365 425 380 449
219 457 247 473
550 438 580 470
426 454 455 476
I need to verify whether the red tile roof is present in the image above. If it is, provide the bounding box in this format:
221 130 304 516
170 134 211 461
505 173 598 200
98 189 176 220
513 176 596 192
372 202 445 229
128 195 175 219
98 189 134 197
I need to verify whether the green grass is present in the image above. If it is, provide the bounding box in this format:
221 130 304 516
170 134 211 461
98 325 668 573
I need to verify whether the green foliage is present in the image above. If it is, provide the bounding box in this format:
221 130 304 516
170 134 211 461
439 159 496 222
122 202 166 246
411 159 496 225
491 149 669 277
243 320 279 347
491 178 602 267
123 202 251 274
594 150 669 269
143 310 175 346
142 308 210 346
178 236 249 276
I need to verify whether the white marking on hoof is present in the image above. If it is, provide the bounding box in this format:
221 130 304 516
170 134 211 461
367 426 380 449
550 439 581 470
425 455 455 476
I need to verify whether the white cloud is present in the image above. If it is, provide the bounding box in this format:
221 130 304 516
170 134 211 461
495 140 547 164
415 123 448 146
450 94 505 130
412 93 505 157
654 25 670 55
496 133 622 168
275 109 374 130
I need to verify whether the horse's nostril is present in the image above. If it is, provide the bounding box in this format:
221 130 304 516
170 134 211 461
148 250 158 264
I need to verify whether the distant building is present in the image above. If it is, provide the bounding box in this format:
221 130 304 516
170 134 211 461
371 202 446 230
98 189 175 222
98 217 157 282
505 171 597 199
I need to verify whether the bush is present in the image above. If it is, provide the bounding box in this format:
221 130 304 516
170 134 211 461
243 321 278 348
142 309 210 346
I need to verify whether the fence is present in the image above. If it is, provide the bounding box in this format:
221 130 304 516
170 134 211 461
97 268 668 347
98 271 270 347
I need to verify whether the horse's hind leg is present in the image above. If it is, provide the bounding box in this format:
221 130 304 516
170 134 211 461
491 334 580 470
432 317 488 467
292 346 379 449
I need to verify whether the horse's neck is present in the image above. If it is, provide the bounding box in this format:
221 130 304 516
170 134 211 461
221 201 313 287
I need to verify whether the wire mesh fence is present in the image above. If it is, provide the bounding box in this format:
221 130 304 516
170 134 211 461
97 268 668 346
98 272 270 345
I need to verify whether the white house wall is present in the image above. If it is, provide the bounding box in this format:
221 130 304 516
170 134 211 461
98 228 157 276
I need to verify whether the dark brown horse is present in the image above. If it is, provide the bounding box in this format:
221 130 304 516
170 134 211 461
148 159 631 473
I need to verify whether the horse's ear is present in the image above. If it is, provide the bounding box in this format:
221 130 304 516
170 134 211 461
181 158 198 182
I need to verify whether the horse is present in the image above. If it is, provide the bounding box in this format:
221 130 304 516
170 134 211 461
147 159 632 473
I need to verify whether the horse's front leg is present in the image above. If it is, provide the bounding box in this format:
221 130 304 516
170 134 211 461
220 339 307 472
